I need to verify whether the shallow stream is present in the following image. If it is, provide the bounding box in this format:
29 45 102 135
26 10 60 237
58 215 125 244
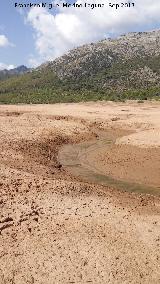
58 131 160 196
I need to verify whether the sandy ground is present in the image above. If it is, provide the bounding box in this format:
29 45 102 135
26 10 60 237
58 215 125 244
0 101 160 283
82 143 160 187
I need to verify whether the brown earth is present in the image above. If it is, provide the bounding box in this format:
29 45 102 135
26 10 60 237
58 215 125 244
80 143 160 187
0 101 160 284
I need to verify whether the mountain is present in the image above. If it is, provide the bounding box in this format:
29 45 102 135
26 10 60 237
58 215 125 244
0 30 160 104
0 65 29 80
47 30 160 80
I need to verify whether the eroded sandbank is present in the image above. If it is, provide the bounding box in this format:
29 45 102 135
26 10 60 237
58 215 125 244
59 129 160 195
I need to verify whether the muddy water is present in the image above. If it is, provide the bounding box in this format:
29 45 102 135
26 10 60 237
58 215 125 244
58 131 160 196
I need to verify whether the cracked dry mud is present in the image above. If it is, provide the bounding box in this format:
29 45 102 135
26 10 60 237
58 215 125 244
0 101 160 284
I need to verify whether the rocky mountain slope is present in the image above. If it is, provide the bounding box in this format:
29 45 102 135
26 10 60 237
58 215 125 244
0 65 29 80
47 30 160 78
0 30 160 103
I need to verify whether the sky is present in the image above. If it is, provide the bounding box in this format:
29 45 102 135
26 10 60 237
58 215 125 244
0 0 160 70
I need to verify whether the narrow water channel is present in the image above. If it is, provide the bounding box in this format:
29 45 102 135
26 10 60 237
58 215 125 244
58 131 160 196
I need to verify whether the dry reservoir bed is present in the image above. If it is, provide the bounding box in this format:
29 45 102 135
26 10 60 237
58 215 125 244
0 101 160 283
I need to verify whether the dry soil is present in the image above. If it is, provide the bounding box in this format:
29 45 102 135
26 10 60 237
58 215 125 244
0 101 160 284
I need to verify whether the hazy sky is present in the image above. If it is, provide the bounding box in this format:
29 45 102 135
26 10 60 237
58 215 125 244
1 0 160 69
